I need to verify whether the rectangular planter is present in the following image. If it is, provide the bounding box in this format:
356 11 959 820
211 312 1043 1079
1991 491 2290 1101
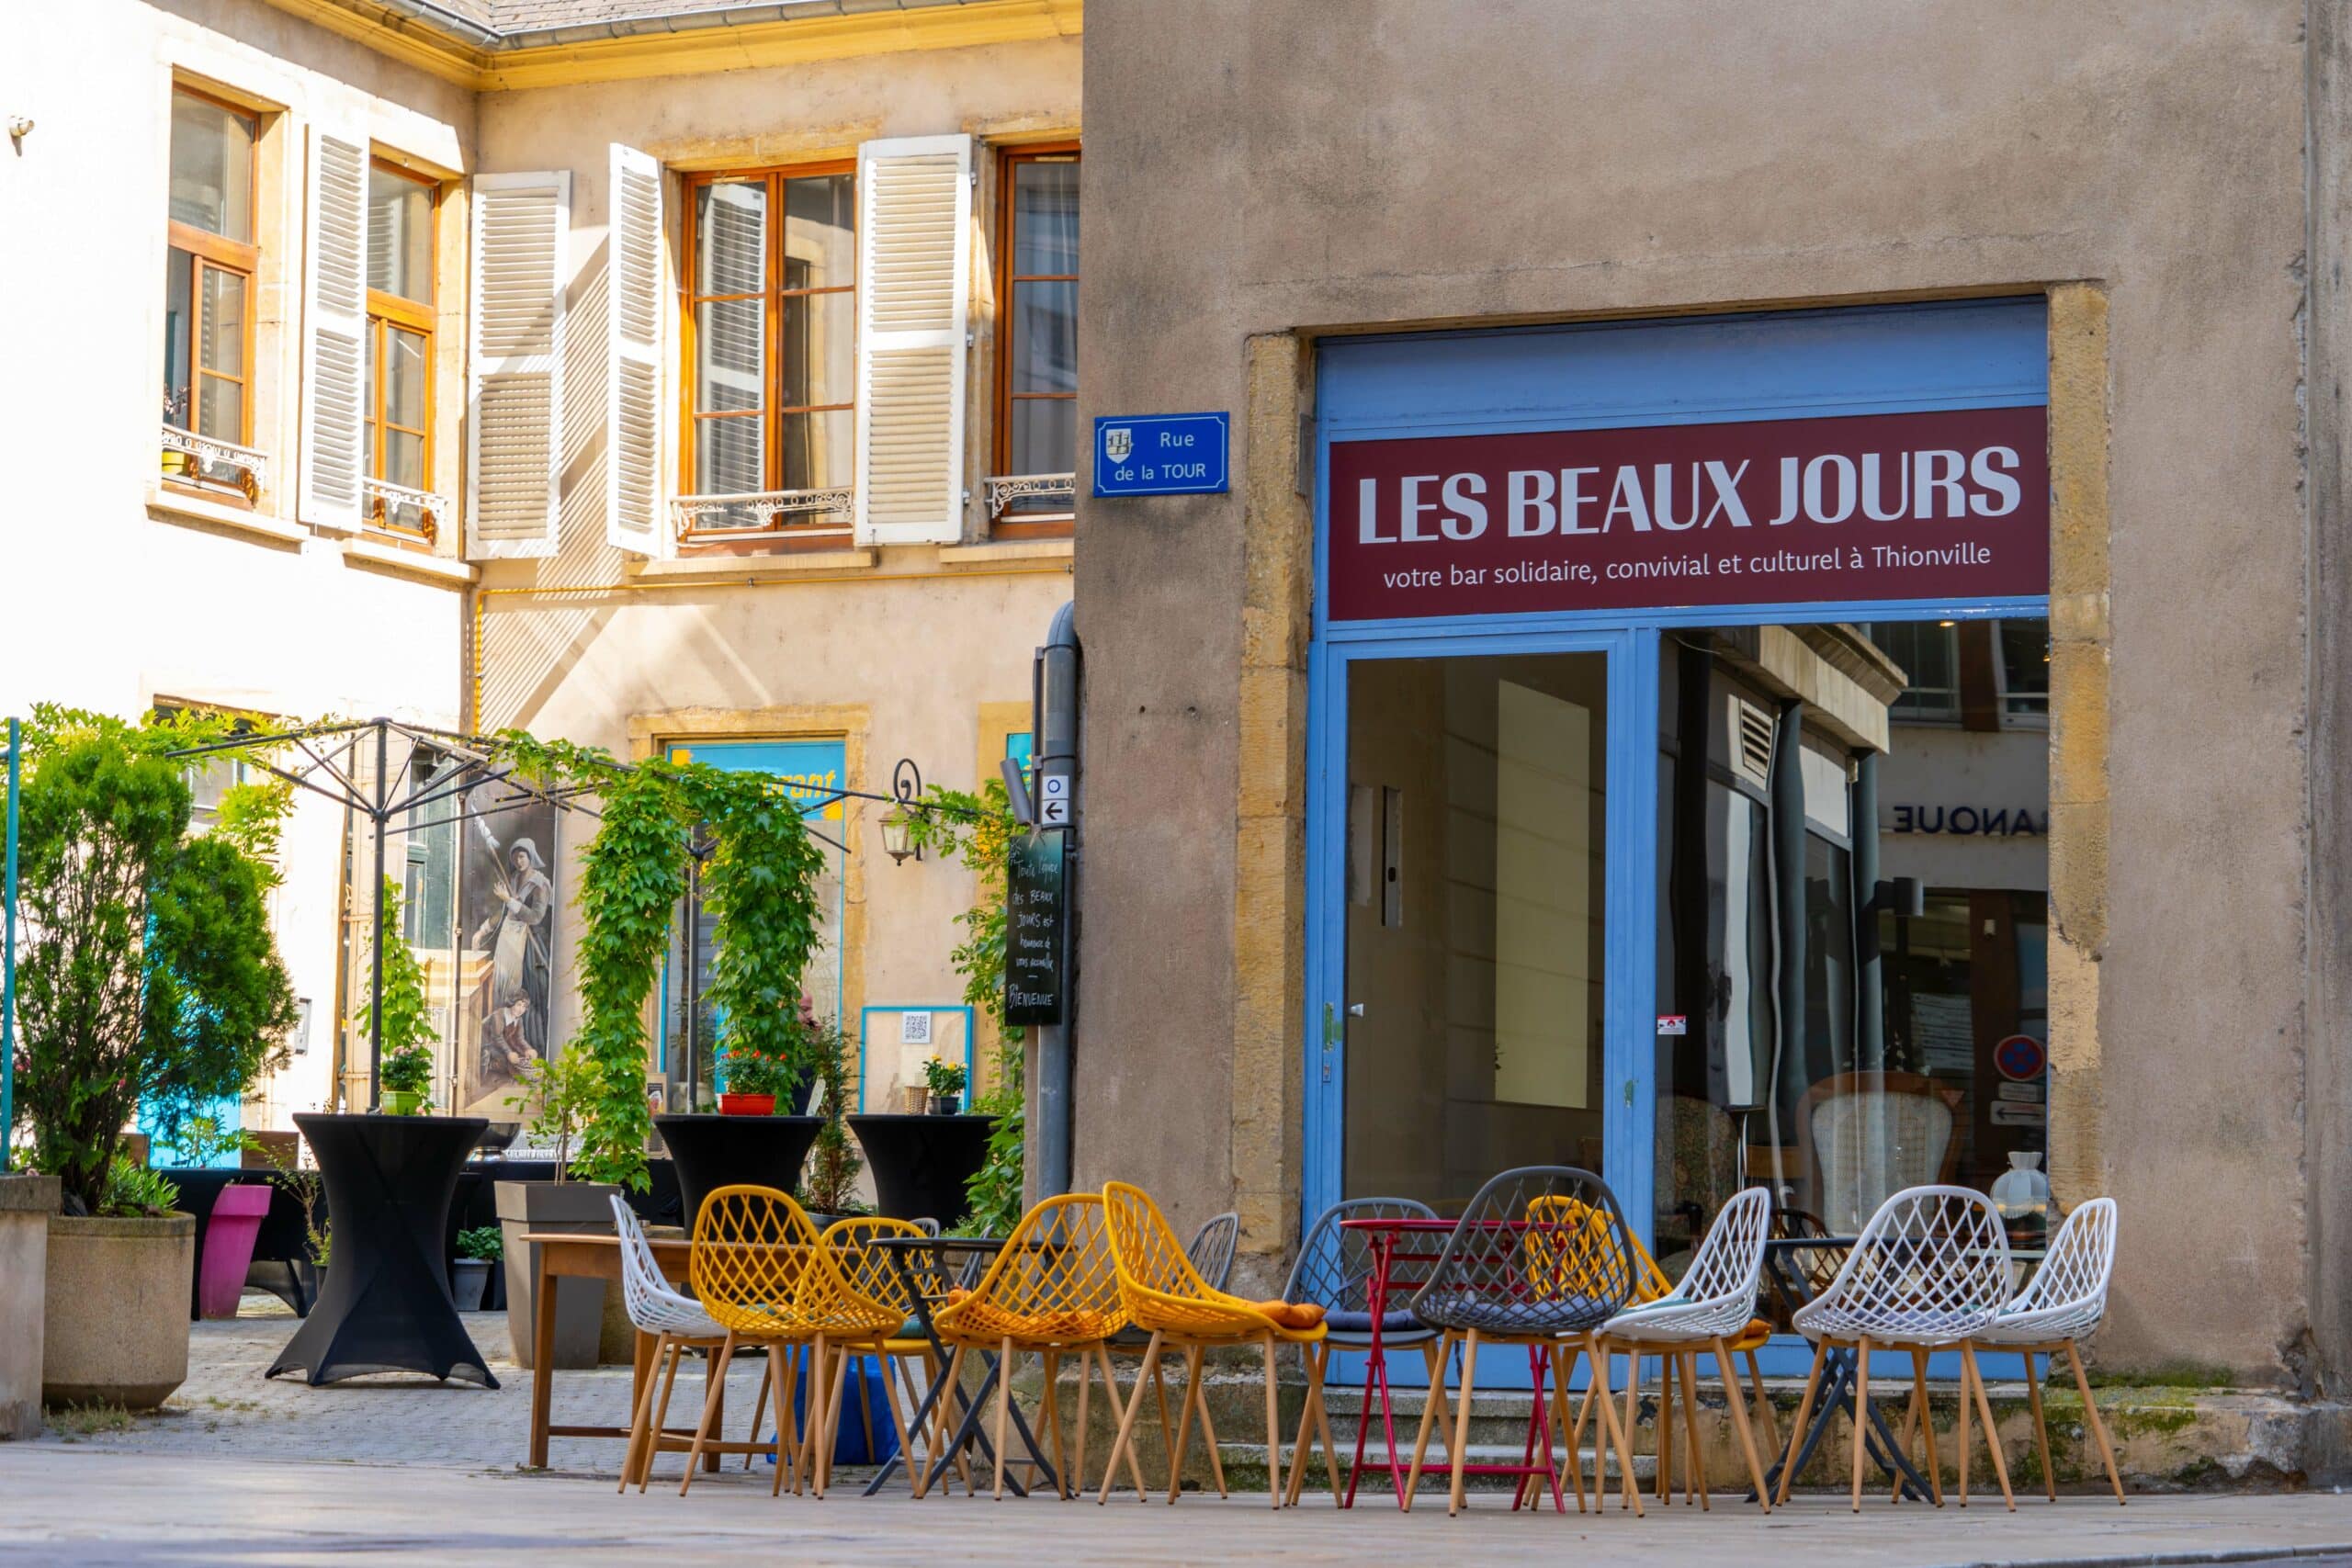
44 1212 196 1411
0 1176 60 1438
495 1180 619 1371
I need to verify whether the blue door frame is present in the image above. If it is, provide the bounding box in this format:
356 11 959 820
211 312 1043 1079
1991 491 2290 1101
1303 299 2051 1385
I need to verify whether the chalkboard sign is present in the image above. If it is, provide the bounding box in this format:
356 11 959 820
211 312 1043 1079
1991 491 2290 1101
1005 830 1066 1026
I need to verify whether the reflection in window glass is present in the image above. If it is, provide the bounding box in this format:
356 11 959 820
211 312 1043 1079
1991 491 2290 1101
368 165 435 303
1001 154 1079 516
1999 618 2051 717
1867 620 1961 721
169 92 255 243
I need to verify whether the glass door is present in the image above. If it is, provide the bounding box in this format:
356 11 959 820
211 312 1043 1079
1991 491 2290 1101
1340 649 1615 1209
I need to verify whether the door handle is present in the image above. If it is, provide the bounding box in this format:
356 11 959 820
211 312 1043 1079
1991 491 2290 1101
1347 1003 1365 1018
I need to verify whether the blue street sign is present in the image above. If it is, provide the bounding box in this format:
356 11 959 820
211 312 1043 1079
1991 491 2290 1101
1092 412 1230 497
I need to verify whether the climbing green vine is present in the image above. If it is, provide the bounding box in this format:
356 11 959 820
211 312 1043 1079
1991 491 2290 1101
501 735 828 1192
907 778 1024 1235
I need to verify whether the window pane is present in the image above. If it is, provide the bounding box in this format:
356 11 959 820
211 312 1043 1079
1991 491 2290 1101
694 180 767 296
368 166 434 303
198 266 246 378
1012 158 1079 276
780 408 853 493
782 290 854 409
386 326 427 430
695 299 767 414
783 175 854 294
170 92 255 242
695 415 766 496
1999 617 2050 716
164 250 194 427
1009 396 1076 478
1010 279 1076 395
385 429 427 491
198 375 244 443
1867 620 1961 721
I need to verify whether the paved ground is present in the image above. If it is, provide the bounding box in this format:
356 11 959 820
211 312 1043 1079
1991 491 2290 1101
9 1297 2352 1565
6 1446 2352 1566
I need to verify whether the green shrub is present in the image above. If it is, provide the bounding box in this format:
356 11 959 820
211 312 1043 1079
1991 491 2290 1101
455 1225 503 1262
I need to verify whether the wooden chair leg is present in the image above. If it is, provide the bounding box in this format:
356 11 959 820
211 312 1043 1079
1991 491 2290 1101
2064 1341 2127 1505
1095 1343 1154 1500
738 1351 774 1472
1713 1337 1770 1513
1041 1348 1069 1498
1071 1345 1093 1500
680 1332 736 1497
1747 1348 1781 1457
1776 1339 1826 1507
1555 1344 1589 1514
1678 1350 1710 1511
819 1339 854 1497
2023 1350 2055 1501
1586 1333 1645 1517
1656 1351 1675 1506
877 1351 918 1492
641 1337 691 1493
619 1331 668 1493
1098 1332 1159 1505
1261 1336 1283 1510
1166 1345 1204 1505
1914 1349 1944 1506
1962 1342 2016 1510
1627 1350 1647 1508
1447 1328 1481 1517
993 1337 1016 1500
1849 1337 1872 1512
1195 1353 1228 1498
1956 1340 1973 1507
1402 1332 1453 1512
1310 1343 1343 1507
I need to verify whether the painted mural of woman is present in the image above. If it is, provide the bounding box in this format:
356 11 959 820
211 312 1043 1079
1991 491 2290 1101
472 836 552 1088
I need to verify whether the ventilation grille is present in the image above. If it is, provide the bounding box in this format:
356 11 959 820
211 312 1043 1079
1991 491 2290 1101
1731 696 1774 788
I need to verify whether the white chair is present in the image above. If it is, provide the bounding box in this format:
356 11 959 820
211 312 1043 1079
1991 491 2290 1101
1973 1198 2123 1504
608 1196 772 1493
1785 1185 2015 1512
1596 1186 1776 1512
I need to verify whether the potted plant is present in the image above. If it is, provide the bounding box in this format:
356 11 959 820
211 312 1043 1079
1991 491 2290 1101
451 1225 500 1311
356 878 437 1114
922 1056 968 1116
800 1018 865 1219
9 712 297 1409
177 1118 277 1320
716 1035 796 1116
493 1047 617 1370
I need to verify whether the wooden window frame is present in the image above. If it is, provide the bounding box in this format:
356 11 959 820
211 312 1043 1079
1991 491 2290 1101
163 86 261 491
677 159 859 550
364 158 439 544
992 141 1080 539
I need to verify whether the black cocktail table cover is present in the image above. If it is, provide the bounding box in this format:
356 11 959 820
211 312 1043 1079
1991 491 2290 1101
846 1114 992 1228
654 1114 821 1232
267 1113 497 1388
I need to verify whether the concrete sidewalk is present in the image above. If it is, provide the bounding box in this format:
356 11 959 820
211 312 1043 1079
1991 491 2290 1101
4 1446 2352 1567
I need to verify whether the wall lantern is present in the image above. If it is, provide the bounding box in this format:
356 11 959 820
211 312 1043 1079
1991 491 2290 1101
879 758 923 864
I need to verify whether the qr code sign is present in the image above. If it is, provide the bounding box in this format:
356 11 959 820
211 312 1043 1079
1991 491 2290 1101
900 1012 933 1045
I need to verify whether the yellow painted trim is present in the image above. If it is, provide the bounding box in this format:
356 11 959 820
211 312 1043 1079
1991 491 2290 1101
257 0 1080 93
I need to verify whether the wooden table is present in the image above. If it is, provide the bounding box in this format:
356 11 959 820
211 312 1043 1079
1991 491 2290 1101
517 1231 760 1473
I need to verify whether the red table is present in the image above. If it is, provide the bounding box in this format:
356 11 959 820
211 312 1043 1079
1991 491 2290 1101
1338 1216 1574 1512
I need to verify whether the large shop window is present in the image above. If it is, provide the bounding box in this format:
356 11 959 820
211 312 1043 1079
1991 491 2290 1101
162 87 263 501
363 160 440 542
679 165 858 542
1652 618 2052 1277
990 146 1079 533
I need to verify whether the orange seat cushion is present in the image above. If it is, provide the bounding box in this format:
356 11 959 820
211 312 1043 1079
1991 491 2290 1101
1253 1300 1328 1333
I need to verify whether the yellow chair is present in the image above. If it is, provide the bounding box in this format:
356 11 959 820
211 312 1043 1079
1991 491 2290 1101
685 1184 899 1499
1099 1181 1336 1510
820 1216 956 1489
931 1194 1139 1500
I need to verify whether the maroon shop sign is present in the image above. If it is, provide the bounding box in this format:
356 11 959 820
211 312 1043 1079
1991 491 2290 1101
1326 406 2048 622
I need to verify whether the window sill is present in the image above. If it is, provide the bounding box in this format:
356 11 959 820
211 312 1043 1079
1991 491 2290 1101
627 547 879 586
939 537 1075 566
147 484 306 548
343 536 478 587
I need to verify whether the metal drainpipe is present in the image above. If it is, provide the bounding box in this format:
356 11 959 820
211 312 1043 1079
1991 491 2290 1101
1767 700 1808 1201
1032 601 1080 1197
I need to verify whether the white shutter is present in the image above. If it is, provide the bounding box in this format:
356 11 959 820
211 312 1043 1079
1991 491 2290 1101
854 134 972 546
467 171 569 559
298 126 368 531
605 145 665 556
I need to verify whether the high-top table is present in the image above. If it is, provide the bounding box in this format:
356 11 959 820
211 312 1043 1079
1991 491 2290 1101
266 1113 496 1388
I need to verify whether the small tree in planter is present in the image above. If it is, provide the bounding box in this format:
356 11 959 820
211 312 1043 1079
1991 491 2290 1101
503 1049 599 1174
356 878 437 1114
798 1016 862 1215
6 710 296 1406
